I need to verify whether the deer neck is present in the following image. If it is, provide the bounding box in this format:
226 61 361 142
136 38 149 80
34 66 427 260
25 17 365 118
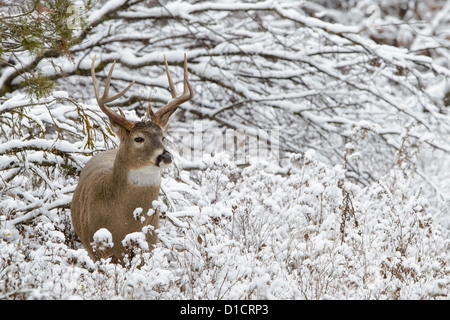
127 166 161 187
113 150 161 188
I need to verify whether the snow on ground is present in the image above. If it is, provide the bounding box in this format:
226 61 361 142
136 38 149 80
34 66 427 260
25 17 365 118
0 0 449 300
0 123 448 299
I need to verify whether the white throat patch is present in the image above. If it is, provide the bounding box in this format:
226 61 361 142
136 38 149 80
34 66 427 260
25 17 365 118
128 166 161 187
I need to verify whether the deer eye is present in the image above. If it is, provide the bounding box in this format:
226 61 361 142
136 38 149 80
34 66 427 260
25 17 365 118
134 137 144 143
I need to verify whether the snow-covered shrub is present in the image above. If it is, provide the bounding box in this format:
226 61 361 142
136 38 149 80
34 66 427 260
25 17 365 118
1 0 449 300
92 228 114 253
0 148 448 299
0 94 116 242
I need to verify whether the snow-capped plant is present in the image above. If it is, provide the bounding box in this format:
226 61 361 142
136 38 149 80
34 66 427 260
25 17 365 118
0 0 449 300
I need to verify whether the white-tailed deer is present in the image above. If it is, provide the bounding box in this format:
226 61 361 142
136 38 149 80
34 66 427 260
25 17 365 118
71 54 194 264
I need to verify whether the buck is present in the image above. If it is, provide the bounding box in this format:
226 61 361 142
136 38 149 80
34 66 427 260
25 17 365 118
71 53 193 264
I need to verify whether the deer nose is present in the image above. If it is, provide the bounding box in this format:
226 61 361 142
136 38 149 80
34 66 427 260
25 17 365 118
157 150 172 165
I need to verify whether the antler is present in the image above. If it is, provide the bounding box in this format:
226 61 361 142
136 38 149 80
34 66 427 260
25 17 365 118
91 55 136 131
149 53 194 128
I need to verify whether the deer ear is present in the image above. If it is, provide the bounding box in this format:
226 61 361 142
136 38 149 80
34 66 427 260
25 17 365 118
161 123 169 135
156 109 177 132
110 108 133 136
110 120 131 140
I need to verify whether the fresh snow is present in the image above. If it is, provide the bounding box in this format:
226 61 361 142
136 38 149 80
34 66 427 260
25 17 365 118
0 0 449 300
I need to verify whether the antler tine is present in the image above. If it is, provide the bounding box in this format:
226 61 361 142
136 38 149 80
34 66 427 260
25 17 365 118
102 60 115 100
147 96 156 122
153 53 194 127
91 55 136 131
164 55 177 99
103 60 136 103
148 55 176 122
91 55 102 104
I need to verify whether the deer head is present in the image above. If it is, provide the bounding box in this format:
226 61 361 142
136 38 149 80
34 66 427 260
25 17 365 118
90 53 194 172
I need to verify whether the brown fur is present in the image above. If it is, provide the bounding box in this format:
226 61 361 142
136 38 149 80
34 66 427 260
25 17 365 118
71 54 193 264
71 122 167 263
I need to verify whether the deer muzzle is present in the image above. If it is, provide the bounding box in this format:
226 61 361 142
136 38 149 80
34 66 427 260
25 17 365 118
157 150 172 167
